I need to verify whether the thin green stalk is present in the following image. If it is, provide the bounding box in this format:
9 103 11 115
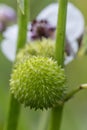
38 111 50 130
17 0 29 51
49 0 68 130
64 84 87 102
4 95 21 130
5 0 29 130
49 106 63 130
55 0 68 67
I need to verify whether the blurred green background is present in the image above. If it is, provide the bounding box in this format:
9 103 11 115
0 0 87 130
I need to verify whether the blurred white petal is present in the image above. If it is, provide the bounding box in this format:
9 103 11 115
64 55 74 65
65 40 78 64
1 25 18 61
37 2 84 41
68 40 78 54
1 24 30 61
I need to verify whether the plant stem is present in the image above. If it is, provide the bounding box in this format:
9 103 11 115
55 0 68 67
5 0 29 130
5 95 21 130
49 0 68 130
16 0 29 51
38 111 50 130
49 106 63 130
64 84 87 102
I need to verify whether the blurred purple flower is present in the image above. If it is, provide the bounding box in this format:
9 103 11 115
29 19 55 40
0 4 16 32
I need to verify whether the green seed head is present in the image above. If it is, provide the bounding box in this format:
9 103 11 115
10 56 67 110
16 39 55 61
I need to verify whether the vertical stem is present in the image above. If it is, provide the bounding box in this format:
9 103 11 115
4 95 21 130
49 0 68 130
49 106 63 130
55 0 68 67
38 111 50 130
17 0 29 51
5 0 29 130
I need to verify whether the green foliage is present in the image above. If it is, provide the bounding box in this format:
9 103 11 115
10 56 67 110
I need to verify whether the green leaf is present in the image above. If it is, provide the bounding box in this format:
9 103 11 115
17 0 24 14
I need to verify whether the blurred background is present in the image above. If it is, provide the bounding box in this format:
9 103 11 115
0 0 87 130
0 0 87 23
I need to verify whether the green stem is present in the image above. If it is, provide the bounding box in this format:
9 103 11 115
64 84 87 102
55 0 68 67
49 0 68 130
17 0 29 51
49 106 64 130
5 0 29 130
5 95 21 130
38 111 50 130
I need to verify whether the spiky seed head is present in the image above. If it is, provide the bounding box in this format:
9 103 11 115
16 39 55 61
10 56 67 110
